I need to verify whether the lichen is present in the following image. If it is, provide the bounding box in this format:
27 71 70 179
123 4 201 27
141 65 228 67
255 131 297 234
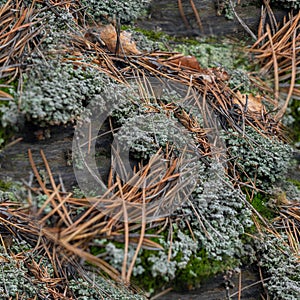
224 126 293 190
1 60 139 127
17 61 108 125
180 171 253 261
0 243 146 300
114 110 193 160
104 242 145 277
216 0 237 20
68 275 145 300
255 233 300 300
80 0 151 23
0 246 48 299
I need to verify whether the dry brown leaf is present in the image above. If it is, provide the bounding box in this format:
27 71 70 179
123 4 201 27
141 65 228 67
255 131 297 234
167 55 201 70
234 90 264 113
99 24 141 56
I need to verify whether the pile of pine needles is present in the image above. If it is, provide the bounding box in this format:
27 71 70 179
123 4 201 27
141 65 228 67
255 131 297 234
0 0 45 93
250 6 300 120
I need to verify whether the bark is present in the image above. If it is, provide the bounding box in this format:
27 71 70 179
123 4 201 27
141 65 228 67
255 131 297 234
137 0 288 38
0 123 112 190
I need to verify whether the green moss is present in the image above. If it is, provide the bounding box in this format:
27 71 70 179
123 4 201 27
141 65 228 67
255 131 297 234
0 181 26 203
123 26 168 41
287 178 300 189
133 249 163 293
250 193 275 220
288 99 300 145
173 39 249 70
133 248 238 293
0 179 13 191
174 249 238 290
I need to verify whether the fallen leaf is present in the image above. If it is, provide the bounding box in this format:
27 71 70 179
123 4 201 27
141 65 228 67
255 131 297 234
166 55 201 71
99 24 141 56
234 90 264 113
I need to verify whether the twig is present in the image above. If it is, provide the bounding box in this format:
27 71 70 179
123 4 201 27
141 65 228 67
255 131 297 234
275 28 297 120
230 278 270 297
190 0 203 32
266 24 279 104
229 0 257 40
150 287 173 300
178 0 191 29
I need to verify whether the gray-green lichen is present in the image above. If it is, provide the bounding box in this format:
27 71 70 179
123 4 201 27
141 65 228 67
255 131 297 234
68 274 145 300
216 0 236 20
100 165 253 290
228 69 252 92
1 61 105 126
80 0 151 23
19 61 107 125
104 242 145 277
147 229 199 280
224 127 293 190
0 245 48 299
180 170 253 260
0 243 146 299
255 233 300 300
114 110 194 159
1 60 142 127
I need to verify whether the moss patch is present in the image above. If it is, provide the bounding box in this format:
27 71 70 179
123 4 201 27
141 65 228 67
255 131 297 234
174 249 238 290
250 193 276 220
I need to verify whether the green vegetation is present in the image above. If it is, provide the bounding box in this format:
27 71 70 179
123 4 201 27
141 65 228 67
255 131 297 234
250 193 275 220
255 233 300 300
288 99 300 146
80 0 150 23
174 250 238 290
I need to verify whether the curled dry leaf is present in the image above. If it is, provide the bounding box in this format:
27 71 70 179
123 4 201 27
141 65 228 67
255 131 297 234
234 90 264 113
98 24 141 55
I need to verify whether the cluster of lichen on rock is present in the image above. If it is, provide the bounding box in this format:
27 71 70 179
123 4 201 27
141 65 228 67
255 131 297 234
0 0 300 299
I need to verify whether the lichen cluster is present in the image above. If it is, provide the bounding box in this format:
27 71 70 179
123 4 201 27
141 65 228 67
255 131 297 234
0 251 48 298
181 174 253 260
80 0 150 23
254 234 300 300
13 61 108 126
105 93 298 294
68 276 145 300
0 245 145 300
224 127 293 190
